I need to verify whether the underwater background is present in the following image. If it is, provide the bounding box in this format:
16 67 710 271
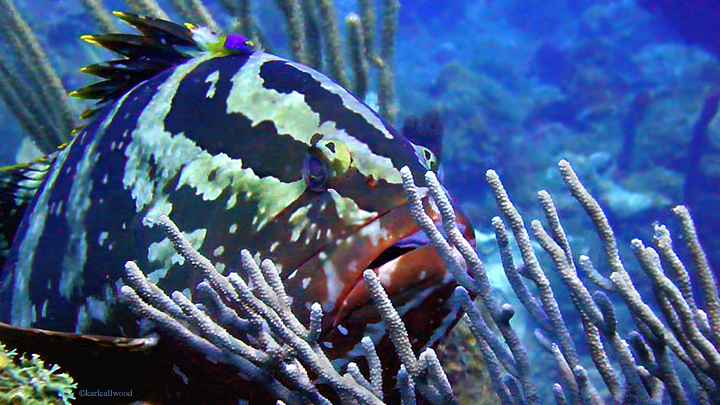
1 0 719 403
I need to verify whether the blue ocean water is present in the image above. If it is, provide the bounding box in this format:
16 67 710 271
0 0 718 403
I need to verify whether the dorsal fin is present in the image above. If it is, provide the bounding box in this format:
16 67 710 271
68 12 199 109
0 156 54 266
68 12 255 131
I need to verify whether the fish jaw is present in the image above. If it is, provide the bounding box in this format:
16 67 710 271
281 190 476 361
323 223 475 361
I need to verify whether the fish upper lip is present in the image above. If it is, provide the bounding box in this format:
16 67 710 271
286 200 423 308
284 200 420 280
366 231 429 270
324 219 470 337
330 196 476 308
343 229 430 296
364 211 473 270
284 193 474 333
291 184 439 281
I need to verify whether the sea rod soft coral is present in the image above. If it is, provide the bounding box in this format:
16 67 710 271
121 159 719 403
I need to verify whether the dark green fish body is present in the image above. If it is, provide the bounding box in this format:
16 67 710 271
0 13 474 403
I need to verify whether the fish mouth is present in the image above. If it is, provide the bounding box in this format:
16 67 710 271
365 244 418 271
303 195 476 358
332 209 474 321
281 192 475 355
363 217 472 286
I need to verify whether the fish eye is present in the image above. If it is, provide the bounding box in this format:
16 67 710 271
303 139 351 191
415 145 439 173
303 154 326 190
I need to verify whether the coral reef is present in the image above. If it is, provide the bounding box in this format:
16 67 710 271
117 160 719 403
1 1 720 404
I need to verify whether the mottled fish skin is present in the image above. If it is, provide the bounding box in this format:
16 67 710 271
0 29 476 401
0 48 449 331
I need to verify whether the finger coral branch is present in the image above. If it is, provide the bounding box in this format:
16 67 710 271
0 0 74 151
78 0 117 33
125 0 169 19
378 0 398 123
346 12 369 100
123 211 465 404
313 0 349 89
362 269 418 377
673 205 720 349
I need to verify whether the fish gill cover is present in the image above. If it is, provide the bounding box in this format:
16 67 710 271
0 0 719 404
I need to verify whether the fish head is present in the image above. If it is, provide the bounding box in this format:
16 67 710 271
243 59 478 362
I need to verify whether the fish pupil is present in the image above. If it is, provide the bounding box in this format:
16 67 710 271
303 154 327 190
308 157 324 178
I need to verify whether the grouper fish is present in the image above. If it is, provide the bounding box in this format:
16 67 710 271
0 13 475 403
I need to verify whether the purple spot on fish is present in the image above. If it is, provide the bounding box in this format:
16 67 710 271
224 35 254 53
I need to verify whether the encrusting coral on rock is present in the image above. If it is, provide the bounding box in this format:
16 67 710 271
0 342 76 405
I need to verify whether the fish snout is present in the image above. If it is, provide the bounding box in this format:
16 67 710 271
321 197 477 360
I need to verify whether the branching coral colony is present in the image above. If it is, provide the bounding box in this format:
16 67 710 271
121 215 456 405
122 160 719 404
